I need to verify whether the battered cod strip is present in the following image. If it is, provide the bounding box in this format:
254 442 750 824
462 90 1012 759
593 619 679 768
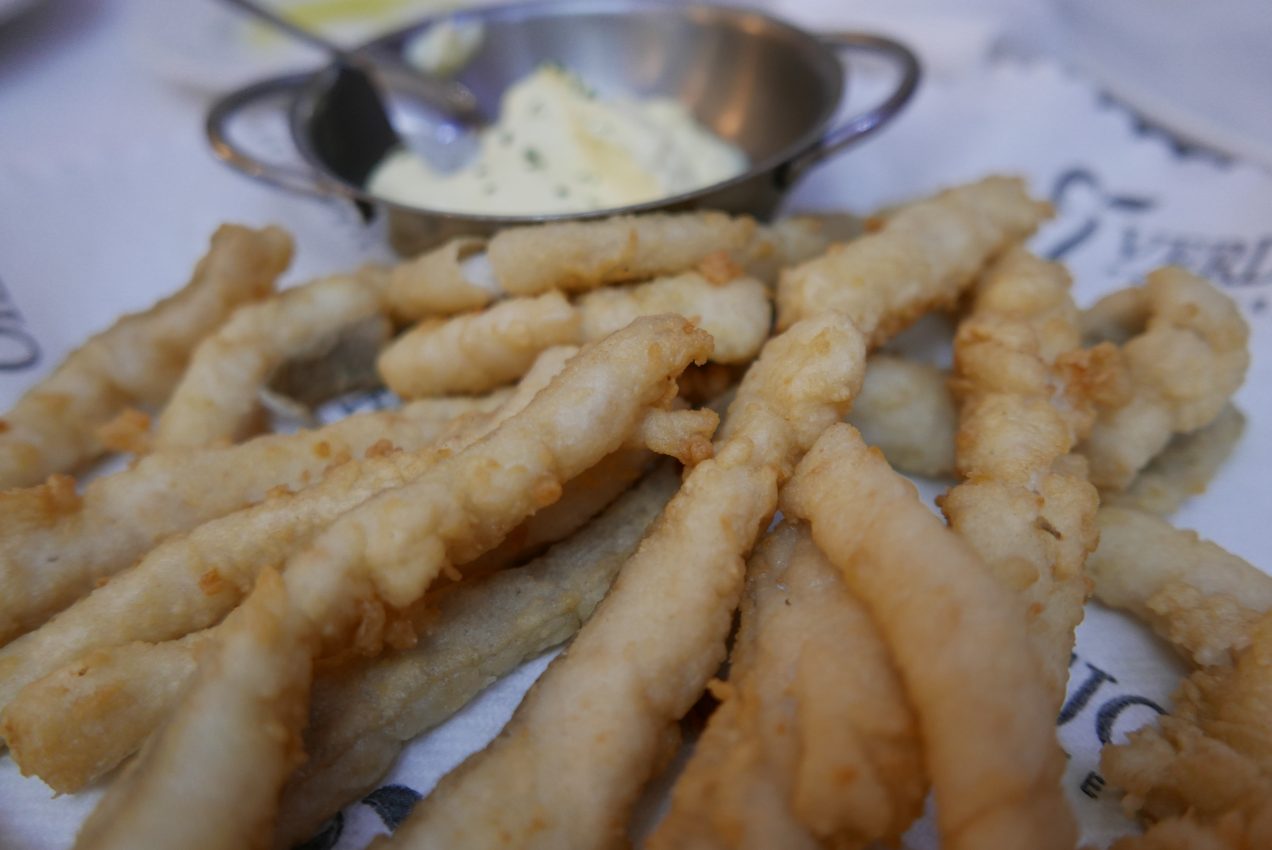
1104 404 1246 516
939 249 1102 707
74 567 311 850
274 467 681 846
378 292 580 398
847 354 956 478
649 523 924 850
73 316 712 850
783 424 1076 850
467 408 713 579
777 175 1053 340
1088 506 1272 667
487 211 757 295
5 467 678 798
0 393 509 646
576 272 771 364
1078 268 1250 490
386 214 842 325
154 267 391 449
382 315 866 850
0 224 292 487
386 236 497 321
1102 610 1272 844
383 272 772 399
1 449 650 793
3 629 211 792
0 349 576 719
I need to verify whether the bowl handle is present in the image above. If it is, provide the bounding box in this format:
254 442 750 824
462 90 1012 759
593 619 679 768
206 73 373 204
780 32 921 187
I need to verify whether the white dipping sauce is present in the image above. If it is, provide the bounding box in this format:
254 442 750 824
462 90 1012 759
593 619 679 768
366 65 749 215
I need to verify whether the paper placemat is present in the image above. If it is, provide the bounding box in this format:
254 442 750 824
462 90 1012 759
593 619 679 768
2 55 1270 850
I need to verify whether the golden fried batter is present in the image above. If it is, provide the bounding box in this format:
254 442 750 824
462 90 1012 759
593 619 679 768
0 225 291 486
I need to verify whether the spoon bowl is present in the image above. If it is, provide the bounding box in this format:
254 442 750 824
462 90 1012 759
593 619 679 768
220 0 484 171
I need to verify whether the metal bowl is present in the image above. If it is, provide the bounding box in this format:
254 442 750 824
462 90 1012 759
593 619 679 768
207 0 919 256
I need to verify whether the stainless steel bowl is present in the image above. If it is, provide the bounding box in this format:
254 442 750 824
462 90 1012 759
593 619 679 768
207 0 920 256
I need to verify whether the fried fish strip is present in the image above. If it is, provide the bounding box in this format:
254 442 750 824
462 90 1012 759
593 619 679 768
487 212 757 295
1078 267 1250 490
939 249 1102 707
0 224 292 487
73 567 313 850
1102 611 1272 847
783 424 1076 850
1088 506 1272 667
648 522 924 850
3 629 211 792
386 214 839 324
378 292 580 398
384 271 772 400
382 315 866 850
776 175 1053 340
1104 404 1246 516
274 466 681 846
72 316 711 850
577 272 771 364
0 349 575 720
847 354 957 478
0 393 509 646
5 467 678 798
459 447 656 581
154 267 390 449
385 236 497 321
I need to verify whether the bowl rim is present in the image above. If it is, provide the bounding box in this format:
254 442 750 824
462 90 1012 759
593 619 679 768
287 0 848 225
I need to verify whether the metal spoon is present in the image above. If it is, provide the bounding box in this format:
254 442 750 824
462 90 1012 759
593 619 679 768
220 0 483 171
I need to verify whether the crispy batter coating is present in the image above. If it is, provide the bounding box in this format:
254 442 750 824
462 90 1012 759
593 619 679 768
386 236 497 321
382 315 866 850
648 522 924 850
4 467 678 799
274 467 680 846
776 176 1053 341
74 567 314 850
783 424 1076 850
0 224 292 487
940 249 1101 707
577 272 771 364
0 350 575 721
387 213 843 325
1105 404 1246 516
154 267 390 450
847 354 957 478
460 447 656 580
71 316 711 850
487 212 757 295
384 271 770 399
1079 268 1250 490
1103 611 1272 847
0 393 507 647
1109 810 1272 850
378 292 580 398
3 629 212 793
1088 507 1272 667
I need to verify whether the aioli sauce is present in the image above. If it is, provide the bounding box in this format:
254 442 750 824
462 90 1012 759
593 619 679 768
366 65 749 215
